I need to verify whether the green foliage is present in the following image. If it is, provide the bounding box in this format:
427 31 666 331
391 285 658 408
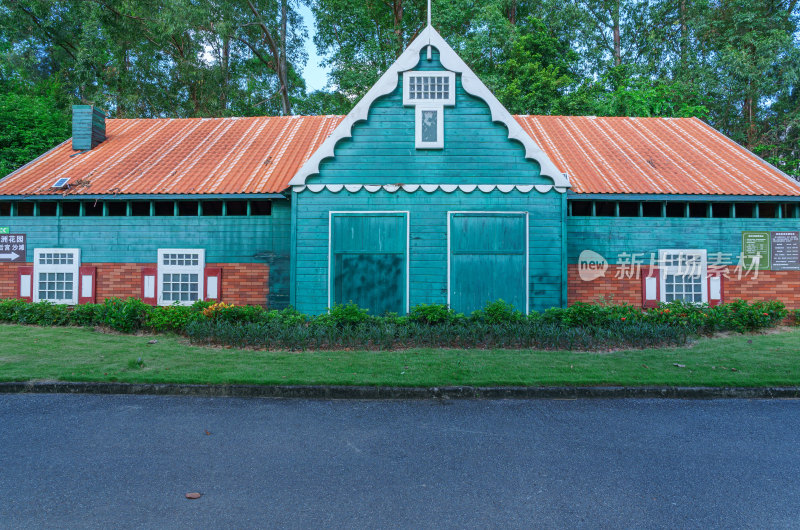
0 298 790 351
0 89 70 176
145 304 200 333
97 297 153 333
316 302 372 328
470 299 524 324
408 303 460 325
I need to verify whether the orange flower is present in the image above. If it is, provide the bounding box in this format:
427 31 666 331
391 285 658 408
621 317 626 321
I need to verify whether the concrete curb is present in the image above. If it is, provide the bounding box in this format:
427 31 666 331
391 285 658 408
1 381 800 399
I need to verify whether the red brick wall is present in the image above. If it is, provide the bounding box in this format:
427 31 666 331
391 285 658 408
0 262 270 307
0 262 17 298
568 264 800 309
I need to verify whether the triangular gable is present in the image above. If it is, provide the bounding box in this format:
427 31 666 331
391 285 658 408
288 25 571 189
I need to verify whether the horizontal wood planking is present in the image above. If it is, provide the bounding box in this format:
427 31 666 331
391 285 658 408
1 200 291 264
307 53 551 186
567 217 800 263
293 189 565 315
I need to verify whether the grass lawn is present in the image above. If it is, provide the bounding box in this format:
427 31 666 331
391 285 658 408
1 324 799 387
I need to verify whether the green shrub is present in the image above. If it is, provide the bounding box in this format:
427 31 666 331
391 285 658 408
408 303 460 325
70 303 102 327
316 302 371 327
471 299 524 324
792 309 800 326
145 304 199 333
98 297 153 333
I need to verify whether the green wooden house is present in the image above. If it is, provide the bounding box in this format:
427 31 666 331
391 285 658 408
0 25 798 313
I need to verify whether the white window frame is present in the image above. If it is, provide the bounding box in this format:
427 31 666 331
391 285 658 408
402 71 456 105
33 248 80 305
327 211 411 314
414 106 444 149
157 248 205 306
659 249 707 304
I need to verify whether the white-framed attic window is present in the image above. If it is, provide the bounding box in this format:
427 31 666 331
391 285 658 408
33 248 80 304
415 106 444 149
403 72 455 105
403 71 455 149
659 249 707 304
157 248 205 306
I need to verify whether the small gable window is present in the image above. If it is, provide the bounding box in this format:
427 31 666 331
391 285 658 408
403 71 456 149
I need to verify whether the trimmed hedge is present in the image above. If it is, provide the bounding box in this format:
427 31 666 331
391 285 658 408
0 297 789 351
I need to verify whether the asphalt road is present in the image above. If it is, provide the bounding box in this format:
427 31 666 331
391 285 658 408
1 394 799 529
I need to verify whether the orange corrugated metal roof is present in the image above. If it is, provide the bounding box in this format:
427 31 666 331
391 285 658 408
516 115 800 195
0 115 344 196
1 114 798 196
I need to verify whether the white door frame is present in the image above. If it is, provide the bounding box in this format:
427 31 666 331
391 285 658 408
447 211 530 314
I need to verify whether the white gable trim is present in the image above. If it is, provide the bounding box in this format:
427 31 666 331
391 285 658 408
288 26 571 188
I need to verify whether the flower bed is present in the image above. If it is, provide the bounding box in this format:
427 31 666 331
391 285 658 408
0 298 789 351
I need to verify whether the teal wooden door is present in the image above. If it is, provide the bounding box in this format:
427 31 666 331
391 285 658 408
449 213 527 314
331 213 407 315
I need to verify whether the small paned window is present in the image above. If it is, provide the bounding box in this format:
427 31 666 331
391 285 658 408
106 202 127 216
16 202 34 216
157 249 205 306
666 202 686 217
201 201 223 216
250 200 272 215
33 248 80 305
178 201 198 216
595 202 615 216
84 202 103 216
154 201 174 216
570 201 592 216
659 249 707 304
758 203 777 218
38 202 57 216
734 203 754 218
618 202 639 217
131 202 151 216
226 200 247 216
404 73 454 103
642 202 662 217
712 203 732 218
61 202 80 216
688 203 708 218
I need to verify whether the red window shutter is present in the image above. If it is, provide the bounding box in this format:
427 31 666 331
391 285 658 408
204 267 222 302
18 266 33 302
141 267 157 306
708 272 724 307
641 267 660 308
78 266 97 304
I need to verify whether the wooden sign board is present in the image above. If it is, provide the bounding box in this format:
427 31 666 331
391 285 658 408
0 233 26 262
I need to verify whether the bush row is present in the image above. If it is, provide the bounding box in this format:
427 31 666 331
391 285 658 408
0 297 790 350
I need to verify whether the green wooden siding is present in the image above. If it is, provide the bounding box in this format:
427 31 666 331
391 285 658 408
306 49 551 186
331 212 407 314
2 199 292 307
449 212 527 314
567 217 800 263
292 189 564 315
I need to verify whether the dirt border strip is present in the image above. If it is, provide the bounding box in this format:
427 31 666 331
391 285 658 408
2 381 800 399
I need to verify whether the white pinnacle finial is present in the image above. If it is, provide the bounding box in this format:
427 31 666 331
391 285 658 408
427 0 431 26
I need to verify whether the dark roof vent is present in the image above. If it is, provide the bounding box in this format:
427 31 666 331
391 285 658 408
72 105 106 150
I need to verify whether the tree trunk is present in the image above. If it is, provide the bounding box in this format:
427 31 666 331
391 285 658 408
506 0 517 25
613 0 621 66
392 0 404 58
279 0 290 115
221 36 230 112
679 0 687 70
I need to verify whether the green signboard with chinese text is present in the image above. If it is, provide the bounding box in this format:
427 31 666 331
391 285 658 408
741 232 771 270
